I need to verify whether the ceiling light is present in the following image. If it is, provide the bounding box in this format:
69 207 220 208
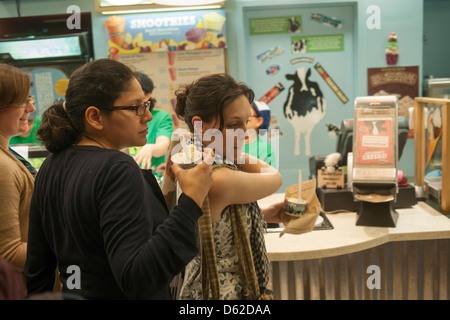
100 0 153 6
101 4 222 15
152 0 224 5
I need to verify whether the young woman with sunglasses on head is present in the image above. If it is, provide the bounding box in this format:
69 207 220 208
24 59 213 300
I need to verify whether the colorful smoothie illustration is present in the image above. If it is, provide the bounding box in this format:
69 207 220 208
105 13 227 56
168 51 176 65
169 67 177 81
104 16 126 47
185 27 207 43
203 11 226 39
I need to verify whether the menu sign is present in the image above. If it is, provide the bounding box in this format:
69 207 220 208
367 66 418 138
352 96 398 182
116 48 226 127
356 118 393 165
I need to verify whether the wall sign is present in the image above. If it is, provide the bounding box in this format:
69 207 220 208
291 34 344 54
249 16 302 35
310 13 344 29
367 66 419 137
103 10 226 56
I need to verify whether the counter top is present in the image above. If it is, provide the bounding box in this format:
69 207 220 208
258 193 450 261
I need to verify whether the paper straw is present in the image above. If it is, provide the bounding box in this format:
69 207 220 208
298 170 302 201
180 135 190 163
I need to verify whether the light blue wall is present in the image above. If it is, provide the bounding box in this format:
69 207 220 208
423 0 450 78
225 0 423 96
0 0 425 189
225 0 423 189
0 0 425 93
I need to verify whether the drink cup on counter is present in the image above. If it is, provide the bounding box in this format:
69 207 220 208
104 16 127 46
169 67 177 81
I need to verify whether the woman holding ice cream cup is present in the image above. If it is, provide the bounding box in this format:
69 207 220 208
165 73 284 300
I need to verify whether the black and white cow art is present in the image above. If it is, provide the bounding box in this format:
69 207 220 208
283 67 327 156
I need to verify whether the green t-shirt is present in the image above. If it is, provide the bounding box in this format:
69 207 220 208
10 116 45 169
129 109 174 168
10 116 42 146
244 134 276 168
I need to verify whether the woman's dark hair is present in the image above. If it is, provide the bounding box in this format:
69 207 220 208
134 71 156 111
0 64 31 111
134 72 154 95
175 73 254 132
37 59 135 153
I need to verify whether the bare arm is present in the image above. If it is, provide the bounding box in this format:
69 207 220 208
208 154 282 223
134 136 171 169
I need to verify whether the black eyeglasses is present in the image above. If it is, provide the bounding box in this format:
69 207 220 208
97 100 152 116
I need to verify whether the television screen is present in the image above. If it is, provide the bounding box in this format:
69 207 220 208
0 36 82 60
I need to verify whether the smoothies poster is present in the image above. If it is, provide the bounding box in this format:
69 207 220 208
103 10 227 56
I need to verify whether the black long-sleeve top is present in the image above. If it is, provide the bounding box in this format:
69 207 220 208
25 146 202 299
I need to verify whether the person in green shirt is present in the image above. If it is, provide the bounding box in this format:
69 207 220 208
10 115 45 170
128 72 173 171
10 116 42 146
244 101 276 168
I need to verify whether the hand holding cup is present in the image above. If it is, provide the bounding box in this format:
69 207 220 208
171 148 214 207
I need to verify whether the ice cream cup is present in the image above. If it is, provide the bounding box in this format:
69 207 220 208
386 54 398 65
284 197 307 217
171 145 202 169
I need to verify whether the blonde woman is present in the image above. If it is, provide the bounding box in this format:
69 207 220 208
0 64 35 272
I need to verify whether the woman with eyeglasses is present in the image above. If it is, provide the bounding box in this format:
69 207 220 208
24 59 213 300
0 64 35 275
128 72 173 171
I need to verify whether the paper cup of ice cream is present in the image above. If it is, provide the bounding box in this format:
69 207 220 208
284 197 307 217
171 144 202 169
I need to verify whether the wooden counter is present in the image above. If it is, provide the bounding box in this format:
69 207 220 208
258 193 450 299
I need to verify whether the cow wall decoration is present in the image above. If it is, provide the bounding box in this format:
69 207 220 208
283 67 327 156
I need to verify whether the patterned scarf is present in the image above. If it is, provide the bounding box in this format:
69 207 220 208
198 159 271 300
